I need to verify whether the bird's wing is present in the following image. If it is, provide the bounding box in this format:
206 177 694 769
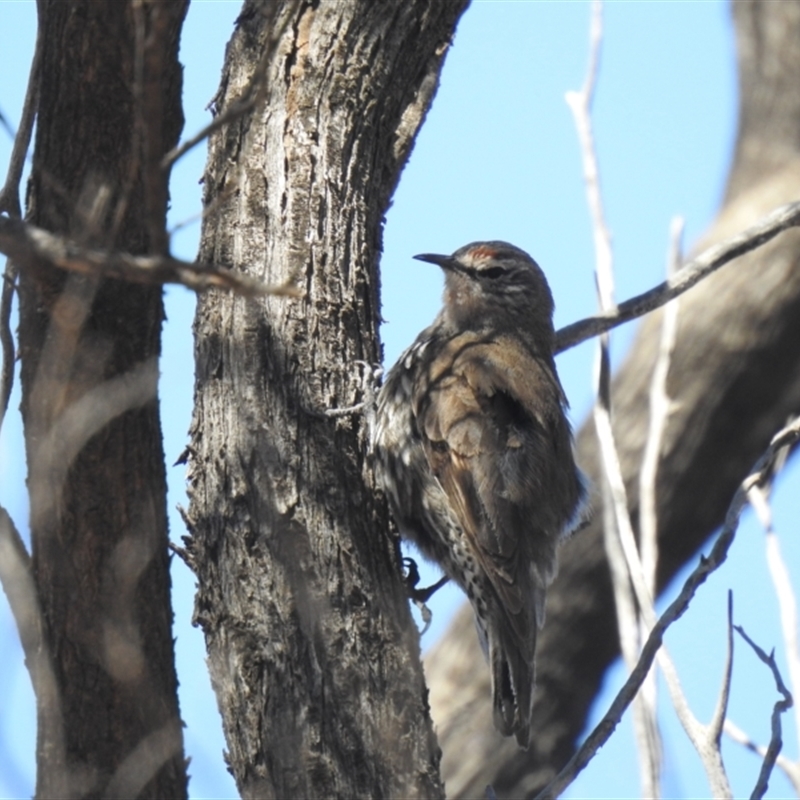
414 332 572 637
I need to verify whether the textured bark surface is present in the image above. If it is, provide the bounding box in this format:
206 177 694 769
427 2 800 797
186 2 468 798
16 2 188 797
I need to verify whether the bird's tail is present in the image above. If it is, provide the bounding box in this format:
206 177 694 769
490 616 536 749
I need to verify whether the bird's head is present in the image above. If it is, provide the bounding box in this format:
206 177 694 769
414 241 555 339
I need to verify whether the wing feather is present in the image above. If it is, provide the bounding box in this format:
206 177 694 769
413 331 577 645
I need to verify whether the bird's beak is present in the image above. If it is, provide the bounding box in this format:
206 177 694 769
414 253 457 271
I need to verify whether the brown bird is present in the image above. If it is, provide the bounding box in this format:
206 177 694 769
374 241 585 748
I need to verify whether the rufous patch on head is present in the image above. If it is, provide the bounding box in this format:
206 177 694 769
465 245 498 265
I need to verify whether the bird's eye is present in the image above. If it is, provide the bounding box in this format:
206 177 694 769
482 267 505 279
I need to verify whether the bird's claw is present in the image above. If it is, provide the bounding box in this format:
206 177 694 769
402 557 449 634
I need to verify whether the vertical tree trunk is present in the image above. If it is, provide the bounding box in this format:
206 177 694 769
186 1 468 797
17 2 189 797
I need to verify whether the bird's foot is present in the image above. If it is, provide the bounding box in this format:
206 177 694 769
402 557 450 634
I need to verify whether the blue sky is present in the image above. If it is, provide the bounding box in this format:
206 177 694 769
1 2 798 798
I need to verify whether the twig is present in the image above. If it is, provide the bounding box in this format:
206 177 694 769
554 199 800 353
535 416 800 799
655 593 734 798
738 474 800 795
565 0 614 312
734 625 794 800
0 215 303 298
724 720 800 794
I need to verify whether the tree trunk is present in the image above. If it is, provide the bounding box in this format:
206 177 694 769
427 1 800 796
185 1 468 797
17 2 189 797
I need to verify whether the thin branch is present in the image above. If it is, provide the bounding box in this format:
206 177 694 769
0 9 42 437
0 504 66 778
724 720 800 794
535 416 800 800
633 218 683 791
0 215 303 298
0 10 41 217
0 505 34 649
567 2 660 794
749 476 800 742
739 475 800 796
161 91 256 172
639 217 682 597
168 182 236 237
655 592 733 798
709 591 736 747
554 199 800 353
734 625 794 800
565 0 614 313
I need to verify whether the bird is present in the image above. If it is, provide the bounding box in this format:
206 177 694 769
374 240 585 748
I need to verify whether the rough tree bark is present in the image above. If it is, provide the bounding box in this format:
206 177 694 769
185 2 468 798
427 2 800 797
16 2 189 797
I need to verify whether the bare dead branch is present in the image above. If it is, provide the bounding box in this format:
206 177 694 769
724 720 800 794
631 218 684 792
640 216 682 592
0 505 34 647
567 4 660 793
655 591 733 797
0 215 303 297
0 9 42 437
734 624 794 800
535 416 800 800
565 0 614 312
710 592 735 749
555 199 800 353
161 91 256 173
0 504 66 780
